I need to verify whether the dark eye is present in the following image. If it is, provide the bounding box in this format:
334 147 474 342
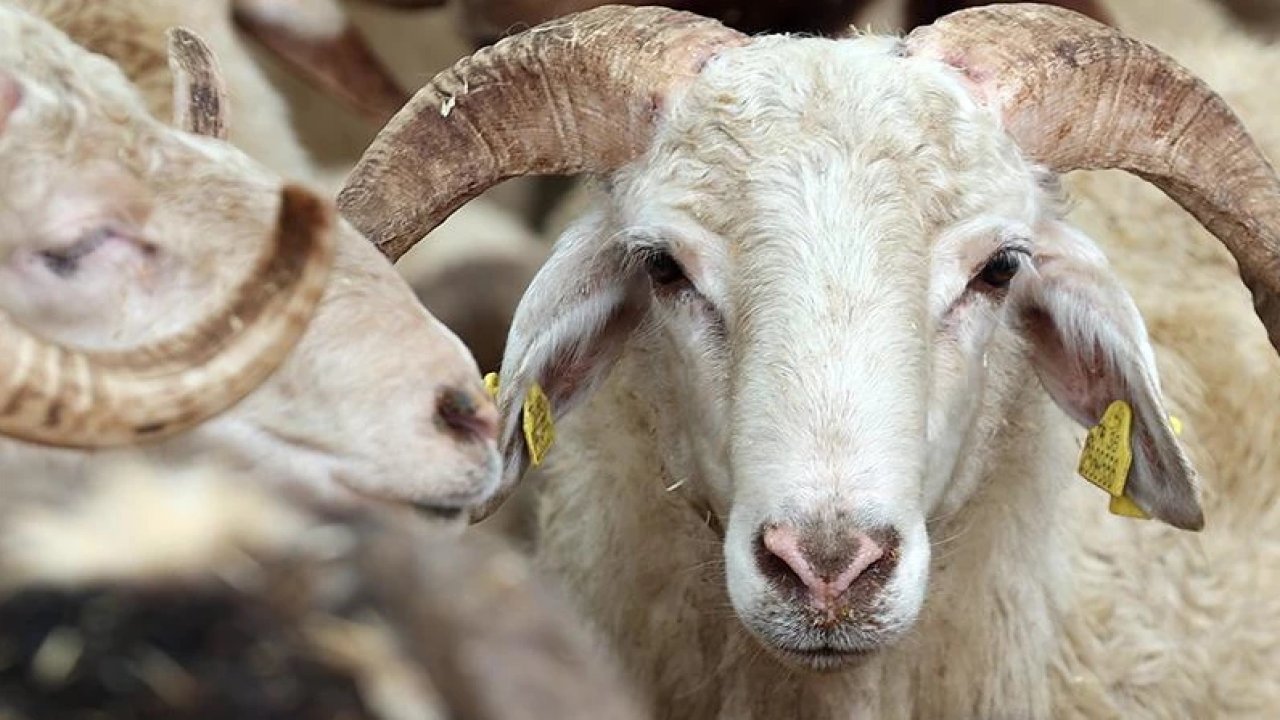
644 249 688 287
39 227 116 278
977 248 1024 289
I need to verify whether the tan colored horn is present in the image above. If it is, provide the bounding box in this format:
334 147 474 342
0 185 334 448
167 27 230 139
337 5 746 262
907 4 1280 354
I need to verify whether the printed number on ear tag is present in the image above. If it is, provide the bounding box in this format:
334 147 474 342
482 372 556 467
1079 401 1133 498
1078 402 1184 521
1078 400 1149 520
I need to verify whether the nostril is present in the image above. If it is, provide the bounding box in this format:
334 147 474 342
756 525 821 600
435 385 498 442
756 523 901 610
756 529 802 595
827 536 884 598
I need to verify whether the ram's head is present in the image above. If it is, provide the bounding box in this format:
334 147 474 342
0 9 498 520
341 5 1280 666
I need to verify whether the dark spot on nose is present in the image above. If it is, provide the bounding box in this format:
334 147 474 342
435 386 497 443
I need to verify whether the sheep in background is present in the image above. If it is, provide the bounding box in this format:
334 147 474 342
340 1 1280 717
231 0 429 125
0 463 645 720
395 203 548 374
13 0 409 178
1210 0 1280 33
0 6 498 517
456 0 1110 45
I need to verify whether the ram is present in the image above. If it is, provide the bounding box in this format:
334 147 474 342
0 6 497 518
340 0 1280 716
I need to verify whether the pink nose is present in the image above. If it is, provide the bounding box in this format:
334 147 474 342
760 524 892 609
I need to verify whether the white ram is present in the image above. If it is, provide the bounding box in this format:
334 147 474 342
0 6 498 518
338 0 1280 717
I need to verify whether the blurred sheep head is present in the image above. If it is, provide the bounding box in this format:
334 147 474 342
0 9 498 521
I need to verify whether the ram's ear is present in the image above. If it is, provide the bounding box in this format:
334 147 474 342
472 211 646 521
167 28 229 138
1012 220 1203 531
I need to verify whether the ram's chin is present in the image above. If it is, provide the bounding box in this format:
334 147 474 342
765 644 878 673
735 598 919 674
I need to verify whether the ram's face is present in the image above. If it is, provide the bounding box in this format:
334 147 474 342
506 33 1186 669
595 37 1049 668
335 0 1228 675
0 13 500 520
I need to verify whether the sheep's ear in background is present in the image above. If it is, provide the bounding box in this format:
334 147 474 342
167 27 229 139
471 211 647 522
0 71 22 135
1013 220 1203 531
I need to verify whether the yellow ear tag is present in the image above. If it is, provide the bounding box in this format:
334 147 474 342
521 383 555 466
1077 404 1184 520
481 372 555 467
1078 400 1149 520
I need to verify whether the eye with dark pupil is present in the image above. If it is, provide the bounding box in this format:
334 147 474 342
645 250 687 286
39 227 116 278
978 249 1023 288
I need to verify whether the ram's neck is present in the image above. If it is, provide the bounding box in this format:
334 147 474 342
536 347 747 718
537 346 1081 720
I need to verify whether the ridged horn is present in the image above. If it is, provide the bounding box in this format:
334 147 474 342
167 27 229 139
337 5 746 262
907 3 1280 354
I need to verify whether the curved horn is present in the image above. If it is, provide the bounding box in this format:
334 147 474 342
337 5 746 261
906 4 1280 354
167 27 229 139
0 185 334 448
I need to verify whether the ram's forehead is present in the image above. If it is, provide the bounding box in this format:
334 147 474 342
622 34 1043 247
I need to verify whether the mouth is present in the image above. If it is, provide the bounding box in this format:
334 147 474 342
411 502 466 522
769 643 876 672
331 475 474 525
